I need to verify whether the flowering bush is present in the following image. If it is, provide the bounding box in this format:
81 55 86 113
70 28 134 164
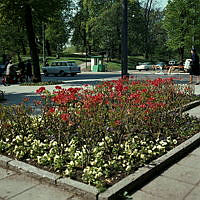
0 77 200 189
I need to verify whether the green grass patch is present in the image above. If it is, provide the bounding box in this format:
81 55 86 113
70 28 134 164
20 81 64 86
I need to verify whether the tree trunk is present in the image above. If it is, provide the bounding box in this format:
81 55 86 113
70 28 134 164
24 4 41 82
179 47 184 63
46 40 52 56
21 40 27 55
144 0 153 60
17 51 21 62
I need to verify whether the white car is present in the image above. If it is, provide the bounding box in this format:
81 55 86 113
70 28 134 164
42 61 81 76
136 62 153 71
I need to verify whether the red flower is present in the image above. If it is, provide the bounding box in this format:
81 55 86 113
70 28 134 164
61 113 69 121
48 107 55 113
23 97 30 102
34 100 42 105
36 87 46 94
115 120 121 125
55 86 62 90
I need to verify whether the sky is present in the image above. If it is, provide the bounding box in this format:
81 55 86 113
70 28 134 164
157 0 168 8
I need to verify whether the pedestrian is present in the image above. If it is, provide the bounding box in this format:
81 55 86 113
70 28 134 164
26 60 32 82
189 48 200 85
5 60 17 84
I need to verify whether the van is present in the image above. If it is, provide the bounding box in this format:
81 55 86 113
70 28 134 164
42 61 81 77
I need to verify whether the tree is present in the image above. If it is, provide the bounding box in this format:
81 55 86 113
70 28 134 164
0 0 71 82
163 0 200 61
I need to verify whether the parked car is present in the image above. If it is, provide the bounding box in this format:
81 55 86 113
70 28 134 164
136 62 153 71
42 61 81 77
0 65 5 76
184 59 192 72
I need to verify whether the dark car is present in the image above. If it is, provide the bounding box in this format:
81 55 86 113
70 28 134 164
0 65 5 76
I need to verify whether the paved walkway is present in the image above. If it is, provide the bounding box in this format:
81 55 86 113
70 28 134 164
0 72 200 200
0 167 85 200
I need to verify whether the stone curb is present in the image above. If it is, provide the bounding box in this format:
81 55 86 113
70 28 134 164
0 155 99 200
181 99 200 112
0 100 200 200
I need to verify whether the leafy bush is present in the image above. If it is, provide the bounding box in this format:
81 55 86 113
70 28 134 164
0 77 200 189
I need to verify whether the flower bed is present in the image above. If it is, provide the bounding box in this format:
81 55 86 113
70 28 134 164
0 77 200 190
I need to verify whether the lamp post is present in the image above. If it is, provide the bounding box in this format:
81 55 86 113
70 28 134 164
121 0 128 78
42 24 46 67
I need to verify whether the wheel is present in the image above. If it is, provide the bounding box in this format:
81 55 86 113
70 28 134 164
71 73 77 77
59 70 65 76
44 71 49 76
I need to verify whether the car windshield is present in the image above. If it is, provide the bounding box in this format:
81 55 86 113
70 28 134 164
51 62 58 66
50 62 76 66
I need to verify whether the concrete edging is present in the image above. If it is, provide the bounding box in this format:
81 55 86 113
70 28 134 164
0 100 200 200
181 99 200 112
0 155 99 200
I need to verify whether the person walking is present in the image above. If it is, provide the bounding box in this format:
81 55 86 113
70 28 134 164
5 60 17 84
189 48 200 85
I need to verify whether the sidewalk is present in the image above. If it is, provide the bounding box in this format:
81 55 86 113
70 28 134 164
0 167 84 200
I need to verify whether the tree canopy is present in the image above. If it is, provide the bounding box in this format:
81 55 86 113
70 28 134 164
1 0 200 70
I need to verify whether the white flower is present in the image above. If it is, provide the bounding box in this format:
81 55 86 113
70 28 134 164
148 150 152 154
126 165 132 171
105 136 110 141
54 155 60 162
160 141 167 146
64 169 70 175
157 145 164 150
37 156 42 164
140 154 145 159
173 139 177 144
140 141 146 145
52 141 57 146
69 161 74 166
99 142 104 147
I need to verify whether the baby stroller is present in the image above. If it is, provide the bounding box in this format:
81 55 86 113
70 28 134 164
2 66 25 86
